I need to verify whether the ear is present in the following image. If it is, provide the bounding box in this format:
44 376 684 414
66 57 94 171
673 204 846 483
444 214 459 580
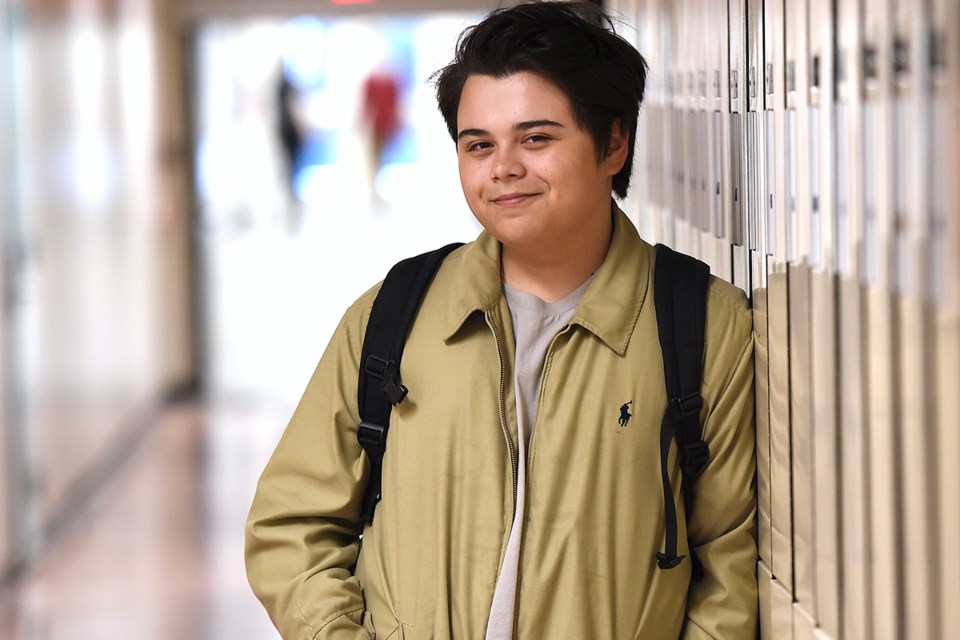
603 118 630 175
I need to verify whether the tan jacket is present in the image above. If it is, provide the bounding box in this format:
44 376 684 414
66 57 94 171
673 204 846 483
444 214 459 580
245 210 758 639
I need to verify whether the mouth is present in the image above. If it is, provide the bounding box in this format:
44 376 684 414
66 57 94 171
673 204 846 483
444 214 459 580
491 192 538 206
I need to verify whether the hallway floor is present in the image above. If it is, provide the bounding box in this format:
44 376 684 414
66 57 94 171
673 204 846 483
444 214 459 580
0 398 287 640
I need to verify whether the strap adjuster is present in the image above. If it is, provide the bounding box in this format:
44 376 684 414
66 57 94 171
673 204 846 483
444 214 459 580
357 421 387 452
679 440 710 477
669 392 703 420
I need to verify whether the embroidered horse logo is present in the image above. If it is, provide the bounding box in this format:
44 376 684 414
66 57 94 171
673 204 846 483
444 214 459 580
618 401 633 427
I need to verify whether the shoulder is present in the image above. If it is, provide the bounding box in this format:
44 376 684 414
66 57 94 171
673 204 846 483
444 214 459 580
705 276 752 335
702 276 754 388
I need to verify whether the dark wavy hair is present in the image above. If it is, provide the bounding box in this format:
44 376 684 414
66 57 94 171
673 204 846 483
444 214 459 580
433 0 648 199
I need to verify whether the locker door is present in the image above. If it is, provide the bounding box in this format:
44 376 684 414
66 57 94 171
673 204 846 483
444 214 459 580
684 0 706 260
670 67 684 249
861 0 902 637
892 3 940 639
728 0 749 294
711 0 733 284
806 0 841 635
931 2 960 637
703 59 725 275
678 4 694 254
760 0 784 578
759 560 774 639
745 0 769 584
835 0 871 637
785 0 815 630
655 0 677 247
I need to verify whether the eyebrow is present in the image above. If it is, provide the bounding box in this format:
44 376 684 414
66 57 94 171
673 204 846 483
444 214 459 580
457 119 564 141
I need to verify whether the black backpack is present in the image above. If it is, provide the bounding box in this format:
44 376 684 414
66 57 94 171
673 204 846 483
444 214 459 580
355 242 710 574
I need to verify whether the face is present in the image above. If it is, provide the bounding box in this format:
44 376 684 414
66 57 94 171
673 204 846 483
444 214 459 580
455 72 627 257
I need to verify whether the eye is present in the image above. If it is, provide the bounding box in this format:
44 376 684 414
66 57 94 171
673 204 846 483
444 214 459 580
523 134 551 145
464 140 493 153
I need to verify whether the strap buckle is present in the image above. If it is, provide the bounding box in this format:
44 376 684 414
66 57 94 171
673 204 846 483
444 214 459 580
357 421 387 453
365 355 409 406
656 551 686 570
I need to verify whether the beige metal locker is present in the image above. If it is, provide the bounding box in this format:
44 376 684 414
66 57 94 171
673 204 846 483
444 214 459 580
729 0 749 294
762 0 793 600
793 602 817 640
712 0 734 284
807 0 841 634
766 253 792 597
932 1 960 636
677 2 695 256
787 260 814 616
746 0 763 261
752 264 771 566
745 0 770 579
786 0 815 617
701 0 730 279
892 4 940 638
931 0 960 639
767 283 792 612
651 0 675 248
862 0 904 636
936 308 960 640
770 573 796 639
759 560 774 639
835 0 872 636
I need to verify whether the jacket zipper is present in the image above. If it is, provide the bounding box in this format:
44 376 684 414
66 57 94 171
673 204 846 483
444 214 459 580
528 324 570 468
487 310 519 517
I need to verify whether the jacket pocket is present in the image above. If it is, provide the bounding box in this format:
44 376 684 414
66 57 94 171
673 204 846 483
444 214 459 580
362 611 376 639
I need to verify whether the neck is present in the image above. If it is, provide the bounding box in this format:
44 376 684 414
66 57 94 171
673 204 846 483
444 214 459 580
501 213 612 303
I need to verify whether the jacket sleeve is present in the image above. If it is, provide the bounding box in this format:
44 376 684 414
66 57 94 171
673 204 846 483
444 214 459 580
683 295 759 640
245 292 376 640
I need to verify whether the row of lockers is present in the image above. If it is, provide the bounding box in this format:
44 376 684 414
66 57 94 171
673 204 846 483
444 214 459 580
608 0 959 639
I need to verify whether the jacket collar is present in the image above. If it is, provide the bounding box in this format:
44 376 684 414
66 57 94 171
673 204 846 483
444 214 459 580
444 204 652 356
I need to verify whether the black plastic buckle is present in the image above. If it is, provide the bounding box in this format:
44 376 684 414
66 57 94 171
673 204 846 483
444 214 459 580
679 440 710 477
357 421 387 453
365 355 408 406
670 392 703 420
656 552 686 569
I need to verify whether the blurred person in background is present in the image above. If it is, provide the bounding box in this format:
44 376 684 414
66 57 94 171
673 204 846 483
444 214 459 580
245 2 757 638
275 63 309 231
360 63 401 201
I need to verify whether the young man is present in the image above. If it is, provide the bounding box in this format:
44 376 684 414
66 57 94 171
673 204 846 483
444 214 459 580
245 2 757 638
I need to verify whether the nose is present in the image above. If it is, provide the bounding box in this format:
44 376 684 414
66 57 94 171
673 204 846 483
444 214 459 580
491 146 526 182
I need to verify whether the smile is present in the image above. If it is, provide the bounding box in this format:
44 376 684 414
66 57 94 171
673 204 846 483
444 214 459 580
491 193 538 206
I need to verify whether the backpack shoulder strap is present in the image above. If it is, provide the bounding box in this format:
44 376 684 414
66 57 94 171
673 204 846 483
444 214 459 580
356 242 463 524
653 243 710 574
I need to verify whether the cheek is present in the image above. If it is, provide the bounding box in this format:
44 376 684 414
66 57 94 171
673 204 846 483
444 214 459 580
458 162 487 196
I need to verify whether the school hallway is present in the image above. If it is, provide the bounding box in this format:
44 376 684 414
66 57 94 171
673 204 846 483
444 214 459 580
1 0 958 639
